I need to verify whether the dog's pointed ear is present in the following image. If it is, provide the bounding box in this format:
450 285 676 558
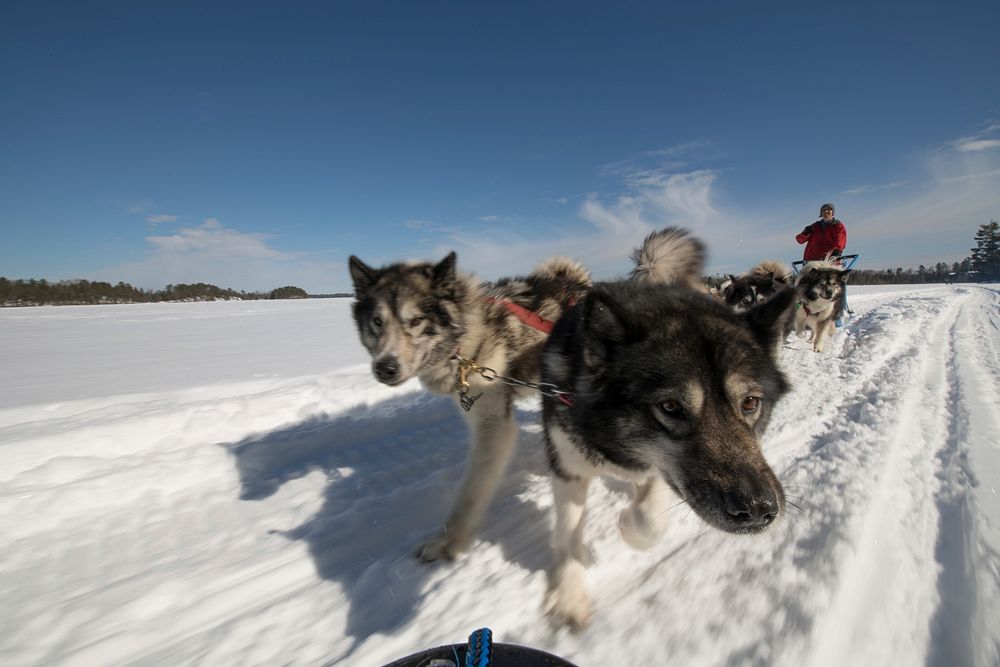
432 251 458 287
349 256 378 293
580 289 639 367
745 286 795 352
840 268 852 282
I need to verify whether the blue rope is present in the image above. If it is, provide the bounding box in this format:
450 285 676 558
465 628 493 667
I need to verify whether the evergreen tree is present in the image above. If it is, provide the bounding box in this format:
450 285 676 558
969 220 1000 281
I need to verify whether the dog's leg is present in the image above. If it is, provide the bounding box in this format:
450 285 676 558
794 310 807 339
813 318 830 353
544 475 593 630
414 393 517 562
619 474 672 550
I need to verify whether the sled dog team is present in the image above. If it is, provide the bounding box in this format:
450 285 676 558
348 228 849 629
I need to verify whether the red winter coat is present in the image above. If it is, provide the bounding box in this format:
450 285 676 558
796 219 847 261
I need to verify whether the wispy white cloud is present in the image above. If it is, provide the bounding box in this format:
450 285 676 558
147 218 294 259
950 119 1000 152
600 141 717 187
430 161 775 280
99 218 344 292
843 181 908 195
145 214 177 224
953 139 1000 152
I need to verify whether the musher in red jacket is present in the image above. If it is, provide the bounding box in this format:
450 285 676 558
796 203 847 261
796 202 853 320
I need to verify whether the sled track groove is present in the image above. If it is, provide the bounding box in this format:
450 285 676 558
717 289 971 665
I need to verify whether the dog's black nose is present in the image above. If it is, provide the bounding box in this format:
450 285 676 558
723 490 779 527
373 358 400 383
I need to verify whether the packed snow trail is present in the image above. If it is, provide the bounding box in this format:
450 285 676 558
0 286 996 666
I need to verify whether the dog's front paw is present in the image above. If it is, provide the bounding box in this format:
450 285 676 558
618 504 667 550
573 542 596 567
412 534 470 563
544 560 593 631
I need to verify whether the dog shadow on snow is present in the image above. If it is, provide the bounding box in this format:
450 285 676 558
225 391 555 646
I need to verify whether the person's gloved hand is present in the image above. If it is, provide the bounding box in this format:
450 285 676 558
830 248 842 257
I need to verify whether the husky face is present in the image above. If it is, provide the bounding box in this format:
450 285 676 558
545 284 794 534
721 276 761 311
349 253 464 386
722 274 782 312
799 266 849 304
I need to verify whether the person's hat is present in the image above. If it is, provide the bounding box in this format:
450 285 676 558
820 203 835 214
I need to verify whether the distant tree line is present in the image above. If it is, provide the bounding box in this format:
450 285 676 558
0 278 311 307
849 219 998 284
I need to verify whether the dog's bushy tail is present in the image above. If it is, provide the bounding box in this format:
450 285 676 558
749 259 793 284
629 227 705 288
534 256 593 287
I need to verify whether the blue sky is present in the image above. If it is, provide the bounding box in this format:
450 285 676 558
2 1 998 293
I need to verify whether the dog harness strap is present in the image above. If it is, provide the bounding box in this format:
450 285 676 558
483 296 558 334
503 300 555 333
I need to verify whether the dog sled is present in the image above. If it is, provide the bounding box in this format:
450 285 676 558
791 252 859 275
791 253 859 327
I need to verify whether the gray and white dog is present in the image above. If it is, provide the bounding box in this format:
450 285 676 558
540 229 795 628
720 259 794 312
349 252 591 561
793 258 851 353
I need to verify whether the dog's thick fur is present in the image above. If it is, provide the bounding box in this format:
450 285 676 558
793 258 850 353
540 229 795 629
349 252 591 561
720 259 794 312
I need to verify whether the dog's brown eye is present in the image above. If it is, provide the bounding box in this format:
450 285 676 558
659 399 683 416
408 316 424 328
372 316 382 326
741 396 760 413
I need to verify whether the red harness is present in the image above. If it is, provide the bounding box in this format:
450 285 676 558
498 300 556 333
485 297 573 334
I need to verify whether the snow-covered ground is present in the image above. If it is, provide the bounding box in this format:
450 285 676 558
1 284 998 666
